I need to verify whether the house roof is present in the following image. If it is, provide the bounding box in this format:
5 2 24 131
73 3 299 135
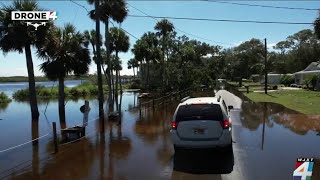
294 61 320 74
304 62 320 71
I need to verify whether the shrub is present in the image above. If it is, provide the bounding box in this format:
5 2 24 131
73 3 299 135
13 89 29 100
69 87 80 96
38 88 51 97
280 75 294 86
304 75 318 90
0 92 12 103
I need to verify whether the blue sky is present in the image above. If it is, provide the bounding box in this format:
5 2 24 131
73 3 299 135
0 1 319 76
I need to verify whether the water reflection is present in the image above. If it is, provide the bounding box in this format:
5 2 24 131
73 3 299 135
3 89 320 180
173 148 234 175
240 101 320 135
0 102 9 112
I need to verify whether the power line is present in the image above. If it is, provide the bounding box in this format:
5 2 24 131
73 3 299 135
70 0 89 13
128 3 235 46
69 0 139 40
128 14 313 25
202 0 320 11
109 20 139 40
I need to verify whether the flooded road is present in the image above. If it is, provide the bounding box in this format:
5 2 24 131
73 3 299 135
0 88 320 180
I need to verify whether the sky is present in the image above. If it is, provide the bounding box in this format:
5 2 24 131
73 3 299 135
0 0 319 77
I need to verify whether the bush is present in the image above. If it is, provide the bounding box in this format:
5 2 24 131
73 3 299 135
0 92 12 103
13 89 29 100
303 75 318 90
280 75 294 86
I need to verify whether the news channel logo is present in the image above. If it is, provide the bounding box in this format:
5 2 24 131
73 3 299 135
293 158 314 180
11 11 58 30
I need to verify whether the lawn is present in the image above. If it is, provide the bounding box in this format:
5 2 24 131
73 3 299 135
243 90 320 115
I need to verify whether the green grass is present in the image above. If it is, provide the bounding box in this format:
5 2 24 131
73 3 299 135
12 82 130 101
244 90 320 114
0 92 12 103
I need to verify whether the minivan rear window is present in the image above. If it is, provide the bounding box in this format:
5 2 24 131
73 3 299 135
175 104 223 122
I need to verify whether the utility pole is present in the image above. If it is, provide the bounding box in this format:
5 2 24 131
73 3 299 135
264 38 268 94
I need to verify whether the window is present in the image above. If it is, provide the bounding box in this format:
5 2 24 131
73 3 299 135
175 104 223 122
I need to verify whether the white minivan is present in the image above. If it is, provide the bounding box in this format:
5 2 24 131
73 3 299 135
170 96 233 151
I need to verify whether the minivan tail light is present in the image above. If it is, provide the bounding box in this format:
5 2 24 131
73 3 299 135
221 120 230 129
171 122 178 130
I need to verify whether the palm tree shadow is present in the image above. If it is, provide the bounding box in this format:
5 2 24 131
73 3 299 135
173 147 234 174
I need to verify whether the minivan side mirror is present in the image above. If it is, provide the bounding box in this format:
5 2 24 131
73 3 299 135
228 105 234 111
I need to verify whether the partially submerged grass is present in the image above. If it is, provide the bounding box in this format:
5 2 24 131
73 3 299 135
243 90 320 114
12 82 131 101
0 92 12 103
12 83 109 100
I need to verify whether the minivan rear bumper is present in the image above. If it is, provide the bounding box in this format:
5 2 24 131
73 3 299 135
170 129 231 148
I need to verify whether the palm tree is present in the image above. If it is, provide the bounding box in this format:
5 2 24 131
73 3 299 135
0 0 52 119
87 0 105 121
132 32 161 90
109 27 130 95
38 23 91 123
154 19 174 91
88 0 128 106
127 59 135 78
127 58 139 79
314 12 320 39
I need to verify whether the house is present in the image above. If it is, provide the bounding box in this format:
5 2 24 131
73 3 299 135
294 61 320 85
252 73 293 85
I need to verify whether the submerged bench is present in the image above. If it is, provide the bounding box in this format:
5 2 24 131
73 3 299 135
62 100 90 140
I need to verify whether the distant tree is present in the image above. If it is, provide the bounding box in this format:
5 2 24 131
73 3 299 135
132 32 161 90
127 58 138 78
154 19 175 90
38 24 91 123
88 0 128 105
109 27 129 94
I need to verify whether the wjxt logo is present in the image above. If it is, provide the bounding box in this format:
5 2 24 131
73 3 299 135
11 11 58 30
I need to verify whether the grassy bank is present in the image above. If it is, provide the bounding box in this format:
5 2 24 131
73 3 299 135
243 90 320 114
0 92 12 103
12 83 130 100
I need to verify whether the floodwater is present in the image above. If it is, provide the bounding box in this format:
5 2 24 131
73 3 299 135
0 86 319 180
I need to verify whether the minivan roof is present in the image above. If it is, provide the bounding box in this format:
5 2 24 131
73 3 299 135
180 97 220 106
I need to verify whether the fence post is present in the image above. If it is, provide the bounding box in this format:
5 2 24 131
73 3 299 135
152 99 155 111
52 122 58 153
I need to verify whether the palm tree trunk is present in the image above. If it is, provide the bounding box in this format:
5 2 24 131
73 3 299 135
115 51 119 95
111 70 115 100
115 69 119 96
58 77 66 123
104 18 113 107
25 44 39 119
31 120 39 178
95 0 105 121
119 70 123 93
133 67 135 79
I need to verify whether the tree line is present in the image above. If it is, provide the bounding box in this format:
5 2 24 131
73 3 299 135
1 0 320 125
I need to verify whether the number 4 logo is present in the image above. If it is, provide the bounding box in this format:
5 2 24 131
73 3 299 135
293 162 314 180
49 11 58 20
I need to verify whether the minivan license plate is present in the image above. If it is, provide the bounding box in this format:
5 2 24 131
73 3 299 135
194 128 204 134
